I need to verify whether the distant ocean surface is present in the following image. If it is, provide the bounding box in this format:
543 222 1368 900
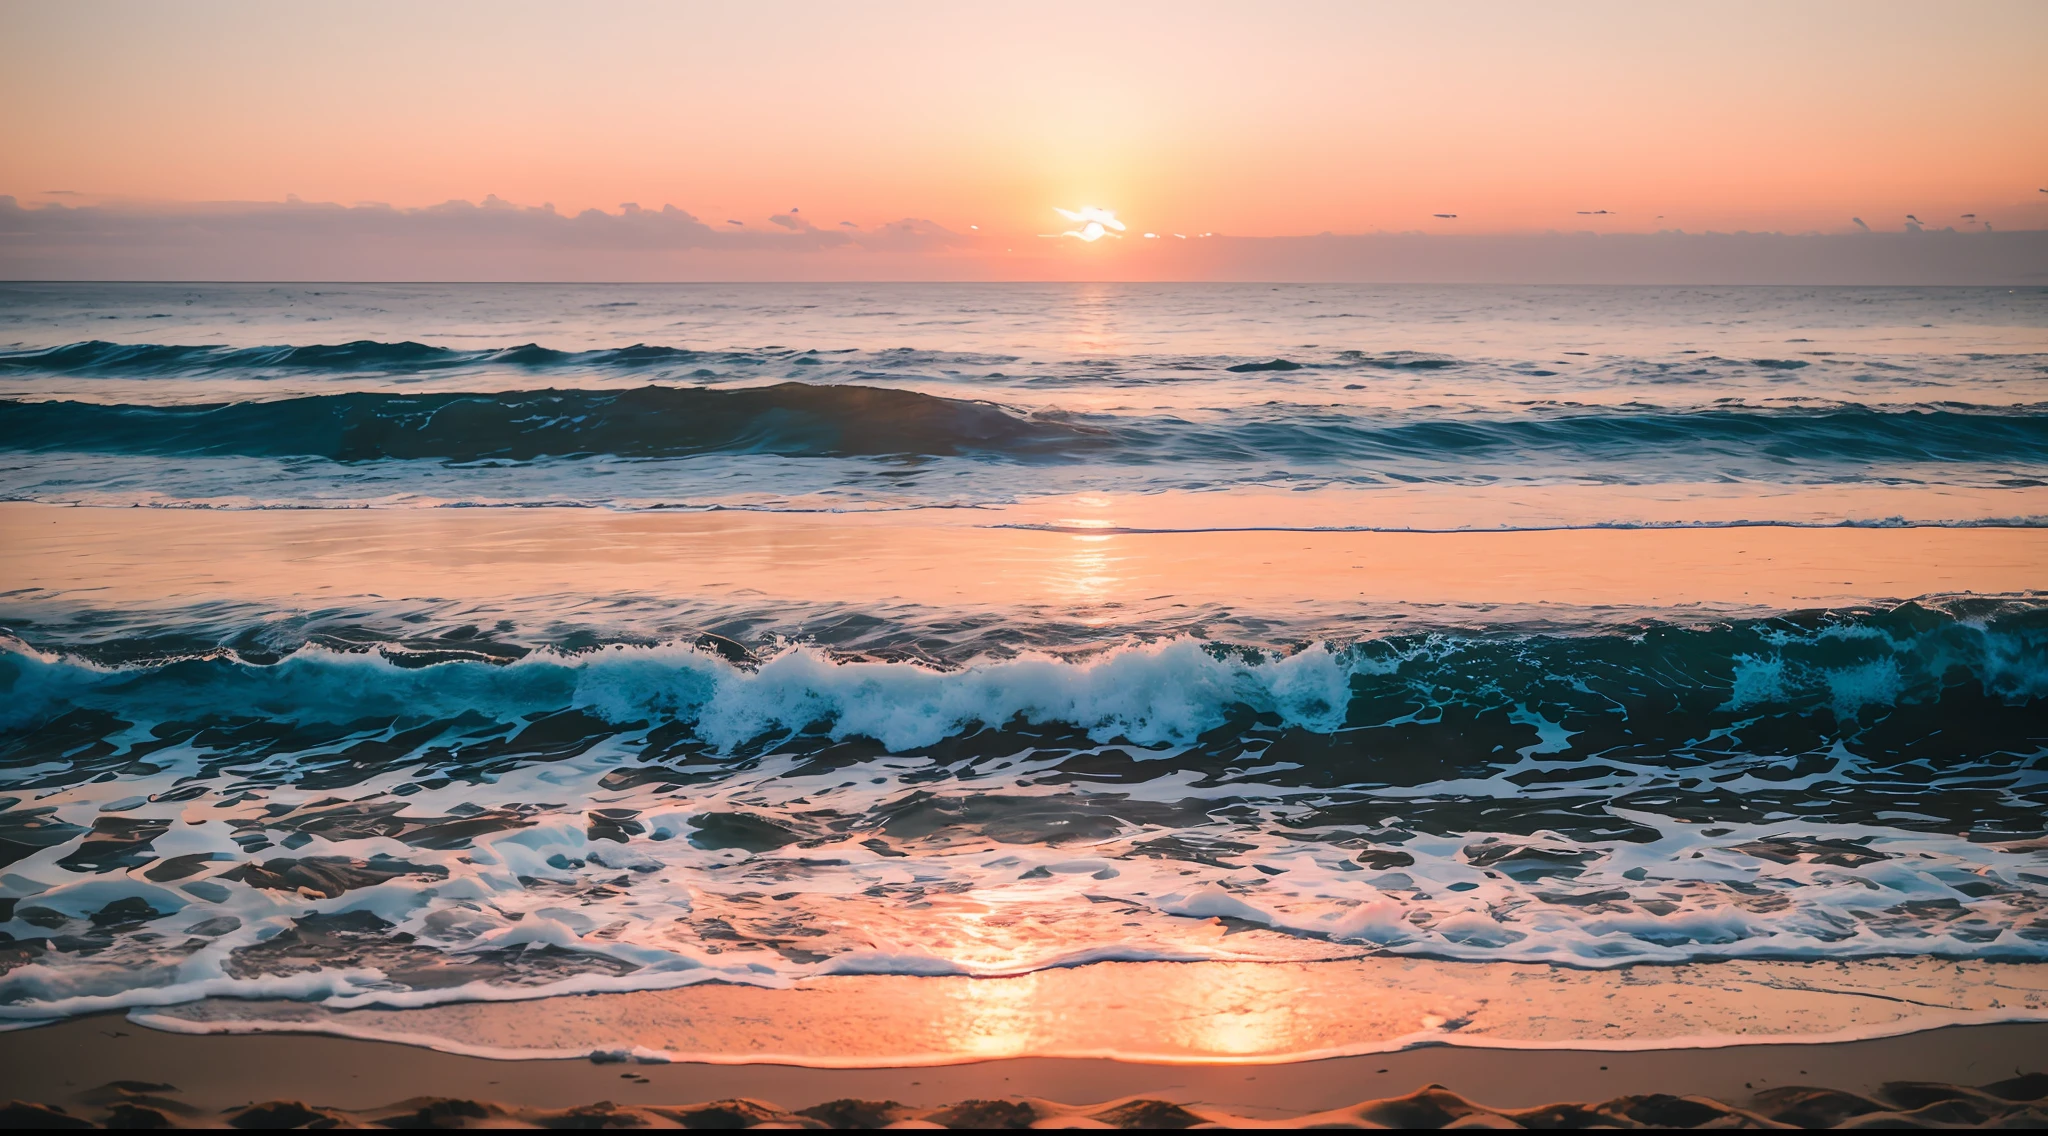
3 283 2046 522
1 283 2044 1027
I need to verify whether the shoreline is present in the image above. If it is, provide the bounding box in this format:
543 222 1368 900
43 957 2048 1068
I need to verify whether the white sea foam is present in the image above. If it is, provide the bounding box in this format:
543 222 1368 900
2 728 2044 1025
1 637 1360 749
3 606 2045 1024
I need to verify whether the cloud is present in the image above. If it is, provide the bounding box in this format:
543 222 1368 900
0 194 974 272
1154 228 2048 285
0 195 2041 283
851 217 970 253
1053 205 1126 241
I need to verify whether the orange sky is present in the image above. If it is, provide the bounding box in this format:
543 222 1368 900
3 0 2046 242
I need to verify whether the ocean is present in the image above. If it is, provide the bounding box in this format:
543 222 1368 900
1 282 2044 1026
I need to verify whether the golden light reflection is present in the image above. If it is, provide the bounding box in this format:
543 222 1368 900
1062 283 1125 358
12 505 2043 626
942 971 1046 1058
1158 962 1307 1057
1038 490 1125 611
872 891 1332 1061
1052 534 1118 607
918 961 1319 1060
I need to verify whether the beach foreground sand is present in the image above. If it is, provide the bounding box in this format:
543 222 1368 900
2 959 2045 1126
1 1016 2044 1127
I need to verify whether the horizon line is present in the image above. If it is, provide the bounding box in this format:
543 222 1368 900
4 278 2045 288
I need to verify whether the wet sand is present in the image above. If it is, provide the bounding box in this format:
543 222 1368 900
3 501 2043 614
122 957 2048 1065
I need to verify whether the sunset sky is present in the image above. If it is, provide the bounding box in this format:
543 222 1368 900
3 0 2045 279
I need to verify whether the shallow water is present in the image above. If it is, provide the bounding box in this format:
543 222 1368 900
0 283 2044 1025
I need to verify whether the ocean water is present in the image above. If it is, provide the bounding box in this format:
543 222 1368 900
3 283 2047 523
1 282 2045 1025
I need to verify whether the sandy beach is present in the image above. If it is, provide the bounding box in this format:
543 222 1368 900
2 959 2045 1125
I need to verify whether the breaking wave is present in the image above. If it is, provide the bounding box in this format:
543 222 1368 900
3 602 2047 1020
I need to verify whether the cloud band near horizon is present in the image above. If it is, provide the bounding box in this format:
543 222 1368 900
3 196 2043 285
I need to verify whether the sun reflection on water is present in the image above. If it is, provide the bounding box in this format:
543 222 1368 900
942 972 1046 1058
914 958 1322 1060
1053 534 1118 605
1160 964 1308 1057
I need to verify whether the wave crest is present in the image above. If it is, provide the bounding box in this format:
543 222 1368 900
5 602 2043 763
0 384 1094 461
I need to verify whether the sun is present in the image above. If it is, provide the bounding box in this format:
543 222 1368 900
1054 206 1126 242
